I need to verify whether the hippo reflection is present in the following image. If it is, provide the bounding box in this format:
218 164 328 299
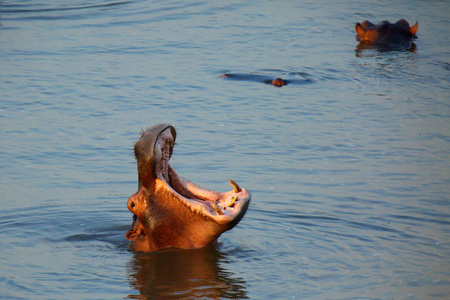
355 19 418 48
127 244 248 299
126 124 251 252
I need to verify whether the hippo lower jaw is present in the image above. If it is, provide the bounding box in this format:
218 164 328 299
126 125 251 252
159 165 251 225
126 175 250 251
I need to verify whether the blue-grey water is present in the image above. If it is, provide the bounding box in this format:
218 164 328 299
1 0 449 299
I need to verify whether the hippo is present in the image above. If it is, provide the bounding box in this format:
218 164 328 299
221 73 286 87
271 78 286 87
220 73 311 87
355 19 418 48
125 124 251 252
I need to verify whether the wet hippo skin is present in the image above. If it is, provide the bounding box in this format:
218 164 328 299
126 124 251 252
221 73 287 86
271 78 286 87
220 73 312 87
355 19 418 48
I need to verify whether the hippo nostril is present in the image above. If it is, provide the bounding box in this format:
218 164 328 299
131 201 136 209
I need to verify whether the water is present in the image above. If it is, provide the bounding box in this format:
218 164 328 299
1 0 449 299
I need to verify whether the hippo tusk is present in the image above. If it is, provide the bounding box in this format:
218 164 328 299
211 202 224 215
229 179 241 193
228 195 238 207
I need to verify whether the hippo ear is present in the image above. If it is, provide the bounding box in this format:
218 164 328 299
125 229 139 241
361 20 375 28
410 22 418 36
355 23 367 38
395 19 409 27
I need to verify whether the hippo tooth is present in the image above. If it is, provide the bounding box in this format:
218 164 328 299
210 202 224 215
229 179 241 193
228 195 238 207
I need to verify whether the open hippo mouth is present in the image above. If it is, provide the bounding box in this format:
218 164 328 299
126 124 251 252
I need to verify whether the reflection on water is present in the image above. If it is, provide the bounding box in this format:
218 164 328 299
126 244 247 299
355 41 417 57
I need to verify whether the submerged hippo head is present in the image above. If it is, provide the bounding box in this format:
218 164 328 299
126 124 251 252
271 78 286 87
355 19 418 48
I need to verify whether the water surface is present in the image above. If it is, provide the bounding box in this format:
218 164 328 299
1 0 449 299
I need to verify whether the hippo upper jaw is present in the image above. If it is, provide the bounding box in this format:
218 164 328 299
126 124 251 252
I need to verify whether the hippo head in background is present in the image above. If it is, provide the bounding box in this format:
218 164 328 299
125 124 251 252
271 78 286 87
355 19 418 48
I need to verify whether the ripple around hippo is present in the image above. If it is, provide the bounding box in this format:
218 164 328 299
220 72 313 87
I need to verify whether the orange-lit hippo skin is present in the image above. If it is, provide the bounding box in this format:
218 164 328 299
126 124 251 252
271 78 286 87
355 19 418 48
